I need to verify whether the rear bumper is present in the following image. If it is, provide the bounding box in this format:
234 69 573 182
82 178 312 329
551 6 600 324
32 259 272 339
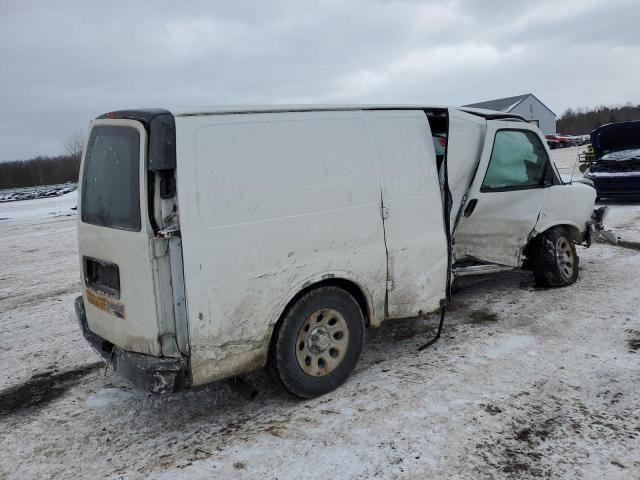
74 296 189 394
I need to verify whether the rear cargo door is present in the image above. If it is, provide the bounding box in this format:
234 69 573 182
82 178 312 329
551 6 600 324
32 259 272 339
78 119 162 356
454 121 554 266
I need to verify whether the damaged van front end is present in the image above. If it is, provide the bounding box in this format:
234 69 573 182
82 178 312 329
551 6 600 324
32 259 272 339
75 109 190 394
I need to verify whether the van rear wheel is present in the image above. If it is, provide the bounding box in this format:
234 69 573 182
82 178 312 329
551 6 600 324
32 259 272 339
270 286 365 398
531 227 579 287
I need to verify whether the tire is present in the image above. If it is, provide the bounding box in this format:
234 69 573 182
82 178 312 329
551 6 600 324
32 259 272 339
269 286 365 398
530 227 579 287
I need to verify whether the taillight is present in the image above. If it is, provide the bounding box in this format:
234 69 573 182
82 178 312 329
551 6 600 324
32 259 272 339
84 257 120 298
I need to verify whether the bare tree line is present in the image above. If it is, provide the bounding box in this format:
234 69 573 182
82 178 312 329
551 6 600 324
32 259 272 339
557 102 640 135
0 131 83 189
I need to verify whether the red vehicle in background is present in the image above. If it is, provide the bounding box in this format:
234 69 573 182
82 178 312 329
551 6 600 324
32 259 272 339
545 134 572 149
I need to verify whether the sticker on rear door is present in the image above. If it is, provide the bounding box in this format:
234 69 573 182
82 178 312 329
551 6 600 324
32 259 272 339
86 289 125 319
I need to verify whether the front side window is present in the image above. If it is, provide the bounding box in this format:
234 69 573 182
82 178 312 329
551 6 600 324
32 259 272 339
481 130 552 191
81 125 141 231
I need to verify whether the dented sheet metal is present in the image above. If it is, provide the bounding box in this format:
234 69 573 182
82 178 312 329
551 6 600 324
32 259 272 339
175 110 438 385
533 183 595 237
453 119 595 267
453 120 551 266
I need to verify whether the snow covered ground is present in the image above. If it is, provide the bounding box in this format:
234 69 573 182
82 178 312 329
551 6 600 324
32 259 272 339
0 185 77 203
0 190 77 222
552 145 585 182
0 151 639 479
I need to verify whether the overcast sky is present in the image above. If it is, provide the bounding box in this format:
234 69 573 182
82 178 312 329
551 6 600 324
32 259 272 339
1 0 639 161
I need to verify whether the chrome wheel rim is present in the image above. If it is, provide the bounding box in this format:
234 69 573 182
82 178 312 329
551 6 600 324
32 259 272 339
556 237 575 280
295 308 349 376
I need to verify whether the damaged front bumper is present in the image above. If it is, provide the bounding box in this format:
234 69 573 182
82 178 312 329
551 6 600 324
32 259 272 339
74 296 189 394
585 206 617 246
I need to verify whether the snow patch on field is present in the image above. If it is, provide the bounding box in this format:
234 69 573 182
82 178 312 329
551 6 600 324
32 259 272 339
85 387 141 409
0 190 77 221
484 334 536 358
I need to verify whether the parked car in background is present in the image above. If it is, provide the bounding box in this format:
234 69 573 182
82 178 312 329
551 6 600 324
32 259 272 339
584 120 640 198
546 134 572 148
545 134 560 149
566 135 584 146
557 134 573 147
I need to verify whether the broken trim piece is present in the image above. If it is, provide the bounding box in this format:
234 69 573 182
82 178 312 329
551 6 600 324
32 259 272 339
586 206 617 246
418 307 447 351
74 296 189 394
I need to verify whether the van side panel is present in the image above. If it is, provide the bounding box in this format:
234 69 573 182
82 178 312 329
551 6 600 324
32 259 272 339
176 111 388 385
366 111 448 318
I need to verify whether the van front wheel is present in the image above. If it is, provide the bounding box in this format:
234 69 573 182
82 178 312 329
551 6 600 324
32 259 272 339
531 227 579 287
270 286 365 398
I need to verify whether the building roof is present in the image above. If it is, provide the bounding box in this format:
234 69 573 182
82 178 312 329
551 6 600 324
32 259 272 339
462 94 529 112
462 93 557 117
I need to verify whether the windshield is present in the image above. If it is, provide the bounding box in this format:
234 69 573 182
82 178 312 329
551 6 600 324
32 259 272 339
81 125 141 231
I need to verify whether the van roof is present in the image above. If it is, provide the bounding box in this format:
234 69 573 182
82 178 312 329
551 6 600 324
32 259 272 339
168 104 447 116
170 104 525 120
99 105 527 122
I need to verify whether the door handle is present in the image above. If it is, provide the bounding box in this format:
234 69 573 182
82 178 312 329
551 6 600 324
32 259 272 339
463 199 478 218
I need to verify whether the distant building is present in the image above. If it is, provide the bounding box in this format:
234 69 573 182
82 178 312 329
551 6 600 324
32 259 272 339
463 93 557 135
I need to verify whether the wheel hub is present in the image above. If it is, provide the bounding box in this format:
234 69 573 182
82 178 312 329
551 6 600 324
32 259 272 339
295 308 350 377
308 327 331 353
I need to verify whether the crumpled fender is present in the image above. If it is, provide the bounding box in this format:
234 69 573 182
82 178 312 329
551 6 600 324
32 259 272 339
532 183 596 240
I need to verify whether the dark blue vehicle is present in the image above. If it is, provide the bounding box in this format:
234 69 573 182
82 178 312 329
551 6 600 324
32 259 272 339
584 121 640 199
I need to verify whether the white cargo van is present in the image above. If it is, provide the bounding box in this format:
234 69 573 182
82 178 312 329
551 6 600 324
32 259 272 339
75 105 601 397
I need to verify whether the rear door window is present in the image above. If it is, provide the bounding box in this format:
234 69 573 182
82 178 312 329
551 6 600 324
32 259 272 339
81 125 141 231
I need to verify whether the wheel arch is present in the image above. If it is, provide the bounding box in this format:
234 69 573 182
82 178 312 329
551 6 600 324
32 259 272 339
525 222 580 287
265 277 372 365
530 221 584 244
524 222 583 260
